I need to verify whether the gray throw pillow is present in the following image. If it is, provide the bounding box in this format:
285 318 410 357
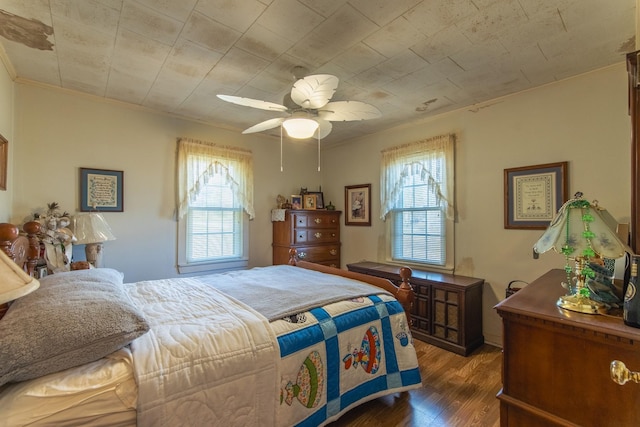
0 272 149 386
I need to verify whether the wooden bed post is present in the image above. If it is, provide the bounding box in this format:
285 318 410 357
287 247 298 265
0 221 42 276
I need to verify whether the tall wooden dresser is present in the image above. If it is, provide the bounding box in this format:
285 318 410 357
495 269 640 426
272 209 341 267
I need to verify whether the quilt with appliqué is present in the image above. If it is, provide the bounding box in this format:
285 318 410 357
272 293 422 427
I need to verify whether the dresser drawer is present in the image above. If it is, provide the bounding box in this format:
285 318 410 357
292 212 340 229
295 245 340 262
294 228 339 244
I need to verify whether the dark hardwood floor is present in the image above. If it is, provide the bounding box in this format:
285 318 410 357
328 340 503 427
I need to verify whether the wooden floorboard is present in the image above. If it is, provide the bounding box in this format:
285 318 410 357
328 340 502 427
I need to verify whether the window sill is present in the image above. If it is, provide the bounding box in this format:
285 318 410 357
177 258 248 275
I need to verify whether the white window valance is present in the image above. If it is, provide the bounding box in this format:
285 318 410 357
176 138 255 219
380 133 455 220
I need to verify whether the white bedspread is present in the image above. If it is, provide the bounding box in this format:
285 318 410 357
125 278 279 427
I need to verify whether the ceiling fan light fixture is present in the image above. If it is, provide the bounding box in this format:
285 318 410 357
282 117 318 139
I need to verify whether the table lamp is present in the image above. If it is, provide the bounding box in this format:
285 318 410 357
0 249 40 318
533 192 626 314
73 212 116 268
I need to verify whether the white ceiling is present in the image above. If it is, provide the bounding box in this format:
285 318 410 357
0 0 635 144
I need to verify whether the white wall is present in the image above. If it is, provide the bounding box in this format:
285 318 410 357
11 84 321 282
0 55 14 222
322 63 631 345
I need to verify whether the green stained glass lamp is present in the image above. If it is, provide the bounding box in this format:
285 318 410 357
533 192 626 314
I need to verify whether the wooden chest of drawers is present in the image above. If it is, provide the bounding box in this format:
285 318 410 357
495 269 640 426
272 209 341 267
347 261 484 355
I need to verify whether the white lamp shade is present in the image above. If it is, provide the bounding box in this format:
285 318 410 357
534 197 626 259
0 250 39 305
282 117 319 139
73 213 116 245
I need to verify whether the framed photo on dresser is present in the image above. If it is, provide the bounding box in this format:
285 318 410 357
303 194 317 210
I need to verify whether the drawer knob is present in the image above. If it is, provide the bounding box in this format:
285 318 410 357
611 360 640 385
314 218 322 224
329 249 337 256
298 252 307 259
314 232 322 238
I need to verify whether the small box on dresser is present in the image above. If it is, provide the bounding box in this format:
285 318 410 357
347 261 484 356
272 209 341 268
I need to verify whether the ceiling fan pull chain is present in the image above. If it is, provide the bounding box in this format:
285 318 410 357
317 133 321 172
280 125 284 172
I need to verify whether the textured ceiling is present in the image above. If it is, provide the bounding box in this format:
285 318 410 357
0 0 635 144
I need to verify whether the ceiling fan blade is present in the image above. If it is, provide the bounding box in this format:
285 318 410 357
242 117 285 134
318 101 382 121
217 94 288 112
291 74 339 109
313 118 332 139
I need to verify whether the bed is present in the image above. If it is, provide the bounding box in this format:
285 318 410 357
0 222 422 426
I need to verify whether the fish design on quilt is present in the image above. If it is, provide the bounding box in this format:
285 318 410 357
280 351 324 408
342 326 381 374
396 321 411 347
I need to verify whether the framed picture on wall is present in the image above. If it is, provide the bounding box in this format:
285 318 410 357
345 184 371 226
504 161 568 229
0 133 7 191
80 168 124 212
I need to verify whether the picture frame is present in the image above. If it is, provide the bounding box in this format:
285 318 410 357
306 191 324 209
0 133 7 191
80 168 124 212
303 194 317 210
291 195 302 209
35 265 48 279
345 184 371 226
504 161 568 229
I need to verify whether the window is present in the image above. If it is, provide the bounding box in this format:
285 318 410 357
381 134 454 270
176 139 254 274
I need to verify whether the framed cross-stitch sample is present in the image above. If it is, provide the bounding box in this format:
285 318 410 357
504 162 567 229
80 168 124 212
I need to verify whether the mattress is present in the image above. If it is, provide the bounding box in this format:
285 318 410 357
0 348 136 427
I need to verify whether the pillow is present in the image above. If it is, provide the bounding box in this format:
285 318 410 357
39 267 125 287
0 274 149 386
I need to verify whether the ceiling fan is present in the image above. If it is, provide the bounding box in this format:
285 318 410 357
216 69 382 140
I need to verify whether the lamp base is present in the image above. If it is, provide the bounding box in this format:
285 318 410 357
557 294 606 315
85 242 104 268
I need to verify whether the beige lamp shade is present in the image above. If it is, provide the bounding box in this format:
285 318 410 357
0 249 39 305
73 213 116 245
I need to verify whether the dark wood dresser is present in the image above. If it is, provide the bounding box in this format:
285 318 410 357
272 209 341 268
347 261 484 356
495 269 640 426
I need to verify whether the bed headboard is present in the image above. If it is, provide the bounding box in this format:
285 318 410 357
0 221 42 277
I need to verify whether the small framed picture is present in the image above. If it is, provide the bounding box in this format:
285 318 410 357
303 194 317 210
306 191 324 209
36 265 48 279
504 161 568 229
80 168 124 212
345 184 371 226
291 195 302 209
